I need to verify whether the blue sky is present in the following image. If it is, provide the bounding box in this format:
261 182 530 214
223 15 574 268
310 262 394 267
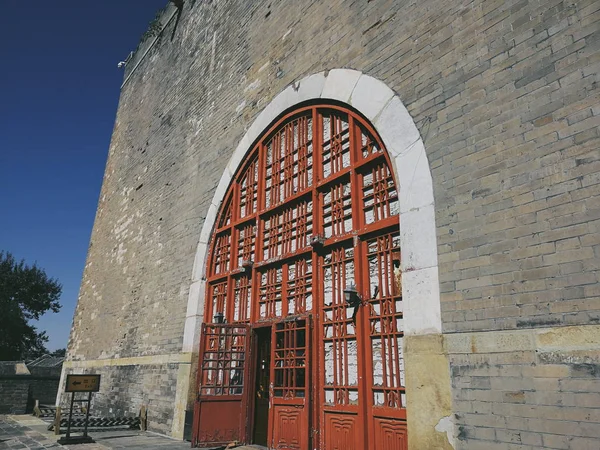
0 0 168 351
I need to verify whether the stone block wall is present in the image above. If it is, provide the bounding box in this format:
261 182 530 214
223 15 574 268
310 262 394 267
447 326 600 448
28 366 62 406
64 0 600 446
28 379 60 406
0 363 62 414
62 364 179 436
433 0 600 332
0 379 30 414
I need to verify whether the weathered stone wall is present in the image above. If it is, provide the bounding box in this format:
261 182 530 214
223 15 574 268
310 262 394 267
0 363 62 414
435 0 600 332
446 325 600 449
0 377 60 414
28 378 60 406
60 364 180 436
27 367 62 406
64 0 600 446
0 379 30 414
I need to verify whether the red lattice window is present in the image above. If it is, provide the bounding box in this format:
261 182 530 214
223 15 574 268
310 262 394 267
205 105 400 325
322 246 358 406
236 222 256 268
239 156 259 219
262 199 313 260
199 324 248 396
362 162 399 225
258 267 283 319
322 179 352 239
287 258 313 314
208 281 228 321
212 232 231 275
322 111 351 179
366 233 405 408
265 114 313 209
217 196 233 229
233 275 252 323
273 319 308 399
359 125 382 159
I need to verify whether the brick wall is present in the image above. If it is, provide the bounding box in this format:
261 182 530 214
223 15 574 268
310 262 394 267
62 365 179 436
0 371 62 414
423 0 599 332
0 379 30 414
28 379 60 406
67 0 600 444
447 327 600 449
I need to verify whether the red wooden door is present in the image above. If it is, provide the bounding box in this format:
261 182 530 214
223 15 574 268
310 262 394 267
193 323 252 447
197 104 407 450
319 244 367 449
268 317 311 449
316 110 407 450
360 232 407 449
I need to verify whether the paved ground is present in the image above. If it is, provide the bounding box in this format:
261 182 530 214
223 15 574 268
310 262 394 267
0 415 62 449
0 416 263 450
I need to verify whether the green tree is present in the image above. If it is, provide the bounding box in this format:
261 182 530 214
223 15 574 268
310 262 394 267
0 251 62 360
50 348 66 357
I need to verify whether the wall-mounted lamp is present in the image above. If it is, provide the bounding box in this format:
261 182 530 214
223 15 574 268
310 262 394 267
343 284 362 308
344 284 363 324
241 259 254 272
310 234 326 248
213 312 224 324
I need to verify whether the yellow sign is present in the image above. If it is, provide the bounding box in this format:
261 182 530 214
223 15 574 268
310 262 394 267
65 374 101 393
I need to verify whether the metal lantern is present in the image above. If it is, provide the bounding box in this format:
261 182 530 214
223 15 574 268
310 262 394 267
213 311 224 324
343 284 362 307
241 259 254 272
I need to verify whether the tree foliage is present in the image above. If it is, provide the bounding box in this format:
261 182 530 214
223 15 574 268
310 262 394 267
0 251 62 360
50 348 66 357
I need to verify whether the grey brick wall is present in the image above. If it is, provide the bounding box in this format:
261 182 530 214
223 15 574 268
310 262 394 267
28 378 60 406
61 364 179 436
451 351 600 449
0 371 61 414
67 0 600 445
0 379 29 414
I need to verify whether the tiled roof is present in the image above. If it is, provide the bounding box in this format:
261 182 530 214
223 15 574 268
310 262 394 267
27 354 65 368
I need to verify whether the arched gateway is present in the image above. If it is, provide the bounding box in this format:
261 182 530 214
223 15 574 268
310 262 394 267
193 103 407 449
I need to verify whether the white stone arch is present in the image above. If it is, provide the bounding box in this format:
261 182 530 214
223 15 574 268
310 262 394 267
181 69 441 354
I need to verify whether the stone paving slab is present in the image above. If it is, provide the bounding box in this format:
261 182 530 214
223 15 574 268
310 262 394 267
0 416 265 450
0 416 64 449
0 416 191 450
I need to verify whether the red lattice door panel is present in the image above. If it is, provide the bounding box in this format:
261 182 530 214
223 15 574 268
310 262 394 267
193 324 251 447
269 317 311 449
320 245 366 449
360 232 407 450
